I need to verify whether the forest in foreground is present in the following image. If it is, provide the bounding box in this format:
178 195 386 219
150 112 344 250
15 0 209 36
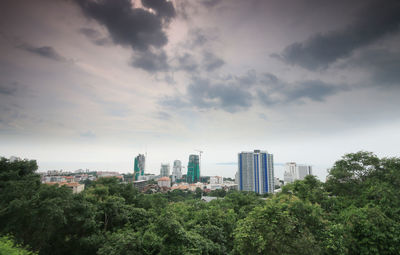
1 151 400 255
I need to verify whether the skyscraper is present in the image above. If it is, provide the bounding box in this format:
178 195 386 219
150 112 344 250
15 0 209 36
297 165 313 179
187 154 200 184
284 162 312 183
238 150 274 194
160 163 170 177
172 160 182 182
134 154 145 181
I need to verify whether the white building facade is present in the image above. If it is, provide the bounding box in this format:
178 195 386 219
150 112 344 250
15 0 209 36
210 176 223 184
160 164 170 177
238 150 274 194
283 162 313 184
158 177 171 188
172 160 182 182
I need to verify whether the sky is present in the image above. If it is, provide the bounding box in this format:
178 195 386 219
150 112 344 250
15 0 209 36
1 0 400 180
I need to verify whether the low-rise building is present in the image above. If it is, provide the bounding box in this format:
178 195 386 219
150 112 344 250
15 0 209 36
97 171 121 178
171 183 189 190
133 180 149 192
45 182 85 194
138 174 157 181
210 176 223 185
158 177 171 188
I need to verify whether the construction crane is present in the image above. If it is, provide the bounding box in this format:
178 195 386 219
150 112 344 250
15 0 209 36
195 149 203 177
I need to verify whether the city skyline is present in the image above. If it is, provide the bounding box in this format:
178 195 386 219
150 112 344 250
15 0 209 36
1 0 400 181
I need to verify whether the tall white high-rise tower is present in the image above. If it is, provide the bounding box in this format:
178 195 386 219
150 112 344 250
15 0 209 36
172 160 182 182
283 162 313 184
238 150 274 194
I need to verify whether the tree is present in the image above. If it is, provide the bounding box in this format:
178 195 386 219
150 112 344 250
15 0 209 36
97 228 161 255
341 206 400 255
0 236 36 255
194 187 202 199
208 189 227 197
325 151 381 199
233 195 344 255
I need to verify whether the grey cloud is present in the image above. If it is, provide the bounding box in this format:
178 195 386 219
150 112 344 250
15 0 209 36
159 96 189 109
287 80 348 102
160 77 253 113
79 28 112 46
131 50 169 72
236 69 257 86
202 51 224 72
0 82 18 96
177 53 198 72
279 0 400 70
257 90 280 106
173 28 222 73
262 73 279 84
19 44 67 62
141 0 176 22
200 0 222 9
163 73 176 85
187 28 208 48
258 78 348 105
160 70 346 113
350 49 400 87
155 111 172 120
75 0 174 52
188 78 253 112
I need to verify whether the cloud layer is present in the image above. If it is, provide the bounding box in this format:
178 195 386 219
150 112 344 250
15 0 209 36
279 0 400 70
1 0 400 179
75 0 175 51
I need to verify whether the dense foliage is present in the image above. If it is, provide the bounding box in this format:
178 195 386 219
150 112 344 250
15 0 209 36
1 151 400 254
0 236 37 255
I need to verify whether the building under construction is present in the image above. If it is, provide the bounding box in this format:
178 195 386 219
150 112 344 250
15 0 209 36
134 154 145 181
187 154 200 183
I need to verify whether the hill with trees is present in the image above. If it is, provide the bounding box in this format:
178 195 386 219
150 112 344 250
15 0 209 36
1 151 399 254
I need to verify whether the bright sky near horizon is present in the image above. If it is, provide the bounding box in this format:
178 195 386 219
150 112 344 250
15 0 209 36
1 0 400 180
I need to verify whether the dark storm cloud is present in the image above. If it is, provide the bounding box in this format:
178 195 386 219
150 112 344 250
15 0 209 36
200 0 222 9
18 44 67 62
202 51 224 72
258 78 347 106
160 77 253 113
79 28 112 46
141 0 176 22
279 0 400 70
186 78 253 111
350 49 400 87
131 50 169 72
160 70 346 113
75 0 174 51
